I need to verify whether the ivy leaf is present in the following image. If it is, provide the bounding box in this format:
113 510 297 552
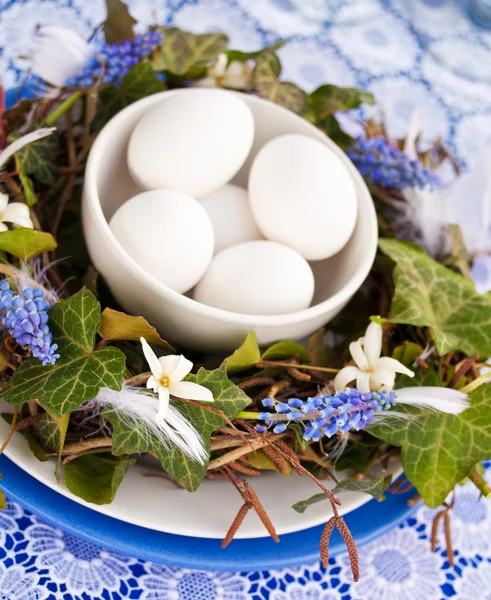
99 308 174 351
64 454 135 505
246 449 292 475
332 475 392 501
0 228 56 260
262 340 311 364
93 63 165 129
37 412 69 453
225 331 260 374
309 84 375 118
379 238 491 357
334 441 370 472
253 52 307 114
14 134 59 185
391 341 424 367
2 412 48 462
370 376 491 508
3 288 125 416
103 0 137 44
292 475 391 513
226 40 286 62
105 364 251 491
153 27 228 75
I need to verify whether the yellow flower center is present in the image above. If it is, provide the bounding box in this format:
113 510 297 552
160 375 170 388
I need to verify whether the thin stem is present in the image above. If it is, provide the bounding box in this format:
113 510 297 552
44 92 82 127
207 434 285 471
0 406 19 454
461 372 489 394
468 465 491 499
258 360 339 374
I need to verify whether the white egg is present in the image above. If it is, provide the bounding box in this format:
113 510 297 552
127 89 255 197
194 241 314 315
109 190 214 294
248 134 358 261
199 184 263 254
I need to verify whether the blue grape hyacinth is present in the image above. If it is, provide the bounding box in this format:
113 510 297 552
0 280 59 366
66 30 163 87
256 389 397 441
347 136 440 190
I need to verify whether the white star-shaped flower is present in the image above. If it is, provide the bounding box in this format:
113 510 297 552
0 193 33 232
334 320 414 393
141 337 214 423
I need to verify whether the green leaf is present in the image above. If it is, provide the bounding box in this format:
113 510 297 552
392 341 423 367
370 377 491 508
0 228 57 260
332 475 392 501
292 492 326 513
105 364 251 491
3 288 125 416
2 412 48 461
334 442 370 472
253 52 307 114
226 40 286 63
103 0 137 44
15 155 36 206
309 84 375 118
246 448 292 475
153 27 228 75
14 134 59 185
64 454 135 505
99 308 174 351
225 332 261 374
0 477 6 509
292 475 391 513
262 340 311 364
379 238 491 357
37 413 65 452
93 63 166 129
306 328 333 367
444 224 472 280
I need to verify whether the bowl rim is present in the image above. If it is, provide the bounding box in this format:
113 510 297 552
84 88 378 327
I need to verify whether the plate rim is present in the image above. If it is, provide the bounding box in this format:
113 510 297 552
0 454 420 571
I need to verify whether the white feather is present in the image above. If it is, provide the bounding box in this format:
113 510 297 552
96 386 208 465
0 128 56 170
396 386 470 415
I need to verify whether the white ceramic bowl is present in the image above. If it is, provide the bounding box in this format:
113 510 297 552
83 89 377 352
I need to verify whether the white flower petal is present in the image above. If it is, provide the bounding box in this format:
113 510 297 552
370 367 396 390
30 26 90 87
396 386 470 415
158 355 181 377
0 128 56 170
333 365 361 391
168 355 193 384
356 371 371 394
349 340 370 371
0 193 9 212
0 223 8 233
376 356 415 377
140 337 163 379
156 386 170 423
170 381 214 403
2 203 33 228
146 375 160 393
363 321 383 368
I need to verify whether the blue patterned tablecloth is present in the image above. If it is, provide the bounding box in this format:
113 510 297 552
1 1 491 598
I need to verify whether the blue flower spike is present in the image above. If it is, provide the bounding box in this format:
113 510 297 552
255 389 397 441
347 136 440 191
0 279 59 366
66 30 163 88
